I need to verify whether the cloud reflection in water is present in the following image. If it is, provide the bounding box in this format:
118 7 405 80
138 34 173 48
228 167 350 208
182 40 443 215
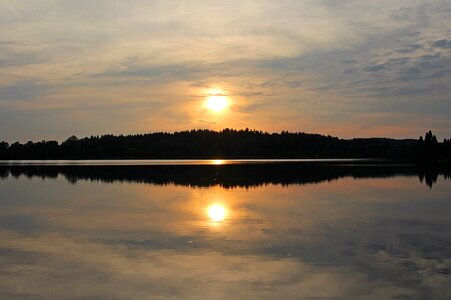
0 165 450 299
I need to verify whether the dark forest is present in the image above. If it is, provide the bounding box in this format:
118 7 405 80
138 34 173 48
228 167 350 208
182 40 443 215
1 129 449 160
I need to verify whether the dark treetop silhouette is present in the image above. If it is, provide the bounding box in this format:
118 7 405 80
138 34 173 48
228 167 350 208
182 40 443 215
0 129 449 160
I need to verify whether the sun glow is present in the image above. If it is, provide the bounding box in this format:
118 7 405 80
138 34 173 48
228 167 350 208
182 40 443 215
205 89 229 112
207 204 227 222
206 96 228 112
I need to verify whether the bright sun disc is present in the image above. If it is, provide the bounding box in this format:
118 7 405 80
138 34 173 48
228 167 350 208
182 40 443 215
207 204 227 222
206 96 228 112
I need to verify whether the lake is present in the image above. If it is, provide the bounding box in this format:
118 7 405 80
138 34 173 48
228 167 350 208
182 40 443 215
0 160 450 299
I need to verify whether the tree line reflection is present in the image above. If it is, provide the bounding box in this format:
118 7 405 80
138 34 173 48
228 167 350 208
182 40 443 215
1 163 449 188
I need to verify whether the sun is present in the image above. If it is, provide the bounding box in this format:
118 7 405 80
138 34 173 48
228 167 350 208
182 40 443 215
206 95 229 112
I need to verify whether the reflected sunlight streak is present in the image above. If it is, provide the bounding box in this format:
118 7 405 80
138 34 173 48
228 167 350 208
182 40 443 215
211 159 225 165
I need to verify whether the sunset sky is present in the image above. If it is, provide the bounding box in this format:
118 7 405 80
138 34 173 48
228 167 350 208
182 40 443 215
1 0 451 142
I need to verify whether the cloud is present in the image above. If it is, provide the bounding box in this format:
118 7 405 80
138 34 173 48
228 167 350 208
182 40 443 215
364 64 386 72
0 0 451 140
433 39 451 49
396 43 423 54
0 81 52 101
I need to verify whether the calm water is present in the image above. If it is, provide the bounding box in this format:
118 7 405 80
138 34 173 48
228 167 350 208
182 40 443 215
0 161 450 299
0 159 369 165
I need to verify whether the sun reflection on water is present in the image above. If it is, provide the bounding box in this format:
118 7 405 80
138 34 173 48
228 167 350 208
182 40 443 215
207 204 227 223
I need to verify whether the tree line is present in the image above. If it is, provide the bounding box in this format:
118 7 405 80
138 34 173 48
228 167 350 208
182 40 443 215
0 129 449 160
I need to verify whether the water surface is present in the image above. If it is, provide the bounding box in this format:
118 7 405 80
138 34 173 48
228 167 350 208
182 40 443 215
0 162 450 299
0 158 369 165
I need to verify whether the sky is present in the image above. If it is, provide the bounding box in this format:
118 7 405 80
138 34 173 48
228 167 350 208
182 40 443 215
1 0 451 142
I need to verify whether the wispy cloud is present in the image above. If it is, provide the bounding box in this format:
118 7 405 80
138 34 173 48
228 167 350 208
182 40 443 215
1 0 450 141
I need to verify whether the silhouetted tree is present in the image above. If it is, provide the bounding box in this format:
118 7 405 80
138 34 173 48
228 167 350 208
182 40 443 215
418 136 424 145
418 130 441 160
66 135 78 142
0 141 8 158
424 130 438 146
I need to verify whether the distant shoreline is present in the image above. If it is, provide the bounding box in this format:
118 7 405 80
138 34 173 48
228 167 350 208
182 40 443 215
1 129 449 161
